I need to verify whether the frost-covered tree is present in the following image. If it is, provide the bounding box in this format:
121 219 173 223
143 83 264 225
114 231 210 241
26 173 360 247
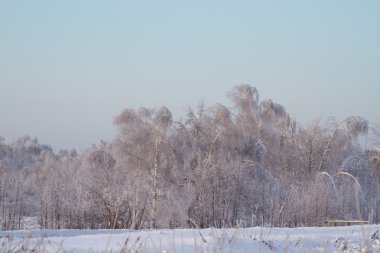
1 85 379 230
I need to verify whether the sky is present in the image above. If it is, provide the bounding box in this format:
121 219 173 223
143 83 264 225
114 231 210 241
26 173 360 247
0 1 379 150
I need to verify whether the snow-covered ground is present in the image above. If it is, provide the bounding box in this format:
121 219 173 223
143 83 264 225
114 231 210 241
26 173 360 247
1 225 380 252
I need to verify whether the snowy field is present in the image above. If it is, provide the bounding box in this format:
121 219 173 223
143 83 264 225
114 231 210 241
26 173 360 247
2 225 380 253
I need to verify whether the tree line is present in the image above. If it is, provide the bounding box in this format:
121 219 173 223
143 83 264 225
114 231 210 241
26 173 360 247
1 84 380 230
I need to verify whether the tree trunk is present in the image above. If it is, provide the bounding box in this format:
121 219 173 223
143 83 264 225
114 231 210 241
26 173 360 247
150 136 161 229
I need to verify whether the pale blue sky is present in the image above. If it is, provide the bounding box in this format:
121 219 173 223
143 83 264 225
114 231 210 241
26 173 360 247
0 1 379 150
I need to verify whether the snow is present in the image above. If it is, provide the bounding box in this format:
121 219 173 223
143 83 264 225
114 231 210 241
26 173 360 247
2 225 380 252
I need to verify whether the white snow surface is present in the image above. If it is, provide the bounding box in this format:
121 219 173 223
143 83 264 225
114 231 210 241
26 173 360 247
2 225 380 252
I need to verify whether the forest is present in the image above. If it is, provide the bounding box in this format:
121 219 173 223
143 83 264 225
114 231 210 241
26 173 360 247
1 84 380 230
